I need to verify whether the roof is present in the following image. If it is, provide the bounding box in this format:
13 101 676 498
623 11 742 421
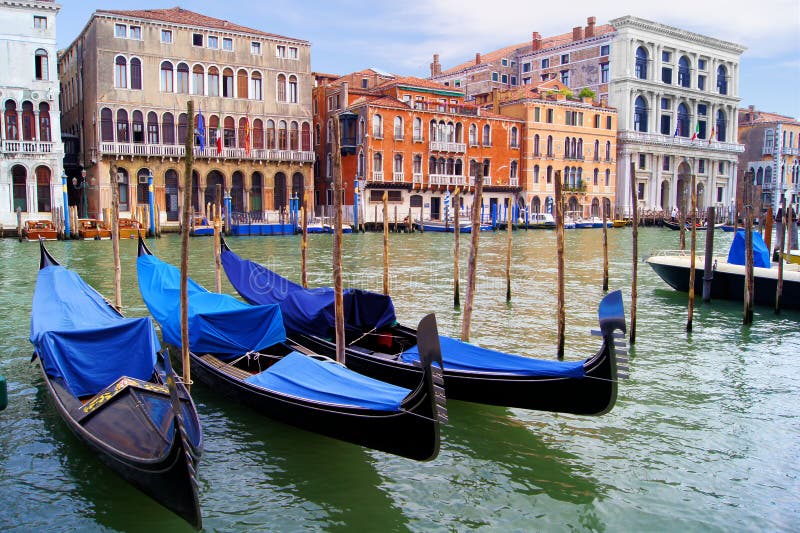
437 24 614 77
95 7 305 42
373 76 464 95
738 108 800 126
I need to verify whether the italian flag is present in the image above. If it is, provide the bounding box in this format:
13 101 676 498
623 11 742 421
691 122 700 141
216 123 223 155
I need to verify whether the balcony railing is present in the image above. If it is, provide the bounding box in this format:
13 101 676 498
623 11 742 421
509 178 519 187
2 140 55 154
371 171 384 182
618 131 744 153
393 172 405 182
429 141 467 153
412 173 423 184
469 176 492 186
430 174 466 186
98 142 315 162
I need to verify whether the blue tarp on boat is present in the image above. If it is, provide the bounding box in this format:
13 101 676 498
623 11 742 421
727 229 771 268
221 247 397 337
30 266 160 398
401 335 586 378
245 352 410 411
137 254 286 358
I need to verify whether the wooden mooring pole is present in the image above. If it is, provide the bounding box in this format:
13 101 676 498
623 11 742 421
702 206 716 303
301 191 308 288
110 163 121 310
602 201 609 292
461 165 484 342
382 190 389 295
180 100 195 385
764 207 773 253
630 161 638 344
505 197 513 303
555 170 565 359
453 188 461 308
686 174 697 332
776 195 786 313
332 119 345 363
744 204 754 325
214 184 222 293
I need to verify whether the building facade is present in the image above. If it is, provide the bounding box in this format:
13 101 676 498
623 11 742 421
0 0 64 228
58 7 313 227
313 73 523 224
737 106 800 211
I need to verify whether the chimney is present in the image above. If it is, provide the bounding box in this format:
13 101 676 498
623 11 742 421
430 53 441 77
531 32 541 51
585 16 596 38
475 52 481 65
573 26 584 41
342 81 349 108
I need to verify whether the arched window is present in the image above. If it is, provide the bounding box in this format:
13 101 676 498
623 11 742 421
678 56 690 88
677 103 689 137
116 109 129 142
278 120 287 150
455 122 464 143
564 137 571 158
117 168 129 211
533 134 540 156
358 151 366 177
455 158 463 176
482 158 490 177
290 121 299 150
277 74 286 102
38 103 51 142
223 116 235 147
131 110 144 143
469 124 478 145
34 49 48 80
716 66 728 95
266 119 275 149
373 152 383 175
594 168 599 185
237 69 248 98
115 56 127 88
160 61 173 92
533 164 540 183
394 154 403 175
251 71 263 100
191 64 204 95
223 68 234 97
238 117 247 148
577 138 583 159
634 96 648 132
162 112 175 145
301 122 311 151
176 63 189 94
314 123 320 145
510 161 518 179
231 171 244 213
130 58 142 90
21 101 34 141
208 66 220 97
546 135 553 157
36 166 52 212
605 141 611 161
482 124 491 145
510 126 518 148
716 110 726 142
326 154 332 178
251 172 263 212
593 139 600 161
178 113 188 144
429 156 437 174
394 116 403 139
4 100 18 140
208 115 219 148
12 165 27 212
147 111 159 144
605 169 611 186
446 157 455 175
253 118 264 149
372 114 382 138
136 168 150 204
288 75 298 103
635 46 648 79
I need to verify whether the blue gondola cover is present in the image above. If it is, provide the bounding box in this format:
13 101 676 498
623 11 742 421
727 229 771 268
138 254 286 358
401 336 586 377
221 247 397 337
30 266 160 397
245 352 410 411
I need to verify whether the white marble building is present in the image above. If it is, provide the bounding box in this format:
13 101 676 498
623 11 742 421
609 16 745 217
0 0 63 229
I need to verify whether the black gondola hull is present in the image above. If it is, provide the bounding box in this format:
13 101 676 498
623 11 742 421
188 352 441 461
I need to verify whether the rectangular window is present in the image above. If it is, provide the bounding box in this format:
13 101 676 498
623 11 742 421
522 62 531 73
661 97 671 110
561 53 569 64
501 58 508 66
34 16 47 29
661 115 671 135
276 45 286 57
511 76 517 86
606 116 612 129
600 44 610 56
698 159 706 173
662 51 671 62
639 154 646 170
601 63 609 83
251 42 261 55
638 182 645 200
718 161 725 173
523 77 531 85
541 58 549 69
698 104 707 116
534 107 540 122
560 70 569 86
697 75 706 90
717 186 724 203
129 26 141 40
454 80 461 87
492 72 499 81
193 33 203 47
161 29 172 43
289 47 298 59
662 67 672 84
115 24 127 38
222 38 233 51
208 36 218 49
698 59 707 70
663 156 670 171
501 74 508 84
546 109 554 123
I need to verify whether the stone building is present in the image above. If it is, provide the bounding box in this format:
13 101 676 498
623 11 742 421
0 0 64 229
58 7 313 228
737 106 800 212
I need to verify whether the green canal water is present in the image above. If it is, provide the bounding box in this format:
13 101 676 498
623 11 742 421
1 228 798 531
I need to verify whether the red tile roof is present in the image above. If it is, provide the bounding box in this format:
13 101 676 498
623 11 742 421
738 108 800 126
374 76 464 94
438 24 614 77
95 7 304 42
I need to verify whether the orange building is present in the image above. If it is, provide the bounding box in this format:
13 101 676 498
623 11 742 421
481 80 618 219
313 71 524 224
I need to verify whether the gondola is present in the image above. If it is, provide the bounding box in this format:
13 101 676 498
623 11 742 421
30 240 203 529
136 237 446 461
220 238 627 415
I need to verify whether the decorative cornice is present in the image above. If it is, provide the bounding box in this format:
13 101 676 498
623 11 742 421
610 16 746 55
1 0 60 12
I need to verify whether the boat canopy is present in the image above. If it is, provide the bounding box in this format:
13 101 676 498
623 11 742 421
138 254 286 358
401 335 586 377
30 266 160 397
245 352 410 411
221 247 397 337
727 229 771 268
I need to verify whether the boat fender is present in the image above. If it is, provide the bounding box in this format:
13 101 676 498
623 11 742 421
0 375 7 410
377 333 393 349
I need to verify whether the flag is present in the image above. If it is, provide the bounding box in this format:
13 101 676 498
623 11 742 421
244 116 251 156
708 127 715 145
690 121 699 142
197 109 206 152
216 121 222 155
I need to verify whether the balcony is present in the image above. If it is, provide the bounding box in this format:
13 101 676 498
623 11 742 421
430 141 467 153
509 178 519 187
370 171 384 182
412 173 423 184
430 174 466 186
392 172 405 182
98 142 315 163
469 176 492 186
618 131 744 153
2 140 55 155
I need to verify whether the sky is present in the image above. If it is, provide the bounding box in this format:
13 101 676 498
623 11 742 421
55 0 800 119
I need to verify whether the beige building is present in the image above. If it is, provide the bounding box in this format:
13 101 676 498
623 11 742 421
58 7 313 227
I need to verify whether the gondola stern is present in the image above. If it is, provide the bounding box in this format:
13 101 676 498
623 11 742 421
137 234 154 257
39 238 60 269
220 234 231 253
415 313 448 427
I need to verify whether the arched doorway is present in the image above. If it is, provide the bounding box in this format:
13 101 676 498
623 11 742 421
531 196 541 213
274 172 287 211
591 197 600 217
117 168 129 212
191 170 201 212
291 172 304 204
251 172 263 213
136 168 151 207
165 170 179 221
205 170 225 210
603 197 612 218
661 180 670 211
35 166 51 212
567 195 580 214
12 165 27 212
545 196 554 214
231 171 244 213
